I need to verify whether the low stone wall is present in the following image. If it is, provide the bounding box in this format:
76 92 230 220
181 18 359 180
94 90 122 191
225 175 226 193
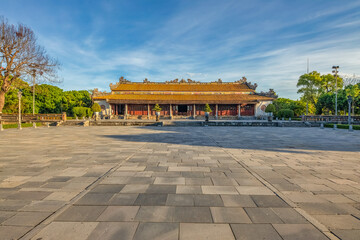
164 121 320 127
61 120 320 128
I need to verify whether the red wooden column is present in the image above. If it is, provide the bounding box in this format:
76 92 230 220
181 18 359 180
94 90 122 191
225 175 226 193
215 104 218 119
170 104 173 119
125 104 128 119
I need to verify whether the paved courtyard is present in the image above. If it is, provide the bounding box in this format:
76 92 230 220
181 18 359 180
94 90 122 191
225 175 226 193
0 126 360 240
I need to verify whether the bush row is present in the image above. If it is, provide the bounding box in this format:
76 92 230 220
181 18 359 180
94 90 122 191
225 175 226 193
324 124 360 130
73 107 93 118
277 109 294 118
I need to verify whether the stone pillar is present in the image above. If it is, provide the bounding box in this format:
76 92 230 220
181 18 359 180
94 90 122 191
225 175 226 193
193 104 196 119
62 112 67 121
170 104 173 119
215 104 218 119
125 104 128 120
147 104 150 120
238 104 241 119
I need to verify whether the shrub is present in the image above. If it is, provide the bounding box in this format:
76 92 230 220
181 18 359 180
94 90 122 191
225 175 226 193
204 103 212 113
265 104 275 113
86 108 93 117
73 107 91 118
152 104 162 112
277 109 294 118
324 124 360 130
91 103 101 112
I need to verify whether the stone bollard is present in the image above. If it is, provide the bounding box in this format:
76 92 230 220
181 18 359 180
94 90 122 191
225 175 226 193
320 123 324 129
46 122 50 128
349 125 353 132
282 117 284 121
289 117 291 121
0 122 3 131
33 122 37 128
333 124 337 130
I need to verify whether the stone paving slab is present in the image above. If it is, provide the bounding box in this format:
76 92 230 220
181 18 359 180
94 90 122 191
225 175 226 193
0 126 359 239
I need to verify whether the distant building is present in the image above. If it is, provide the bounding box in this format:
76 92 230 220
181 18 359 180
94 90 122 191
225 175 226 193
93 77 274 119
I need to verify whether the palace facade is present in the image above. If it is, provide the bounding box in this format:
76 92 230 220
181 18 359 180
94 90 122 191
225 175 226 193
93 77 274 119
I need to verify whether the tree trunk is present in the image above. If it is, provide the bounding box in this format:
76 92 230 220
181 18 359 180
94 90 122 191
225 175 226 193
0 90 5 113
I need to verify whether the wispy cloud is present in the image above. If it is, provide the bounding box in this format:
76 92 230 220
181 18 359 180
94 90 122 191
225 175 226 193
6 0 357 99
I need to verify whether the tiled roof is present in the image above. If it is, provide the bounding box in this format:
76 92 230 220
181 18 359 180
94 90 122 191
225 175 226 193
110 83 253 92
94 93 273 104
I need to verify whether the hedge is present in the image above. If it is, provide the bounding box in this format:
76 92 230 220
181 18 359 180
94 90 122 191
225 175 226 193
91 103 101 112
277 109 294 118
73 107 93 117
324 124 360 130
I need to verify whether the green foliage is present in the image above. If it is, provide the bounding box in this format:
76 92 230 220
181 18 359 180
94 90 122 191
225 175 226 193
152 104 162 112
62 90 92 115
272 98 305 116
320 74 343 93
204 103 212 113
277 109 294 118
86 108 93 117
3 80 91 115
91 103 101 112
3 122 42 129
316 86 359 115
73 107 92 118
324 124 360 130
35 84 63 114
297 71 322 105
265 104 275 113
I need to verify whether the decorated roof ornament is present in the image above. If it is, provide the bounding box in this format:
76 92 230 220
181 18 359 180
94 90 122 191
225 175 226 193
257 88 278 98
110 76 131 89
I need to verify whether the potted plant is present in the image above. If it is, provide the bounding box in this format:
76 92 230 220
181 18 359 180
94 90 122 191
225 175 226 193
265 104 275 121
152 104 162 121
204 103 212 122
91 103 101 121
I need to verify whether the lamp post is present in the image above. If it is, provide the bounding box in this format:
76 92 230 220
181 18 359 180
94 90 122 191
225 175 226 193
347 95 353 131
18 90 22 130
332 66 339 116
32 69 36 115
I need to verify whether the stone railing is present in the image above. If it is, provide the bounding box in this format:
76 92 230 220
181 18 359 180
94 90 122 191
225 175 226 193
302 115 360 124
0 113 66 124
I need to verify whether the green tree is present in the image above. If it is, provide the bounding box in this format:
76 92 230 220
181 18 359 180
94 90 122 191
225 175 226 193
320 74 343 93
204 103 212 113
91 103 101 112
152 104 162 112
345 84 360 114
35 84 63 113
265 104 275 114
297 71 322 106
272 98 305 116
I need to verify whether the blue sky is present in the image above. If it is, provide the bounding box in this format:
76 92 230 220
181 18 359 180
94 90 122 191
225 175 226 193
1 0 360 99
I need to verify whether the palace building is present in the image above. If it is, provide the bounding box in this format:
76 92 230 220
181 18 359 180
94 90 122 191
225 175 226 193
93 77 275 119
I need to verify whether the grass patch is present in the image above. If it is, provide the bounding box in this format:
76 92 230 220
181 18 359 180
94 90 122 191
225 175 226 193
324 123 360 130
2 122 43 129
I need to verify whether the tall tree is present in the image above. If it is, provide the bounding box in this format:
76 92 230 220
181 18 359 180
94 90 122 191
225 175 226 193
345 84 360 114
320 74 343 93
0 16 59 113
296 71 322 106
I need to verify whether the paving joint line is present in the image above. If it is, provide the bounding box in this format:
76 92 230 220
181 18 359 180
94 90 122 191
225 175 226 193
19 142 148 240
204 133 339 240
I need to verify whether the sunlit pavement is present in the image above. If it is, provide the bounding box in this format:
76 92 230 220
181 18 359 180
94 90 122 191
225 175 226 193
0 126 359 240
